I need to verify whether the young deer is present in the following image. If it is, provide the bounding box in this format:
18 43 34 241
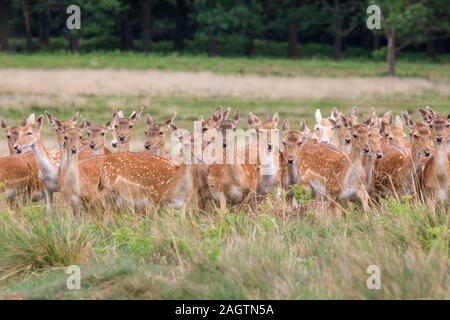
100 130 195 210
143 113 177 158
110 107 143 152
282 119 372 211
1 119 25 155
379 111 406 148
375 111 432 198
59 127 105 212
14 114 60 214
312 109 335 144
80 117 113 156
207 109 259 210
422 115 450 209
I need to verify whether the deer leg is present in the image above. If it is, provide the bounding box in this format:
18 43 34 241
356 187 370 212
219 192 227 210
44 189 53 215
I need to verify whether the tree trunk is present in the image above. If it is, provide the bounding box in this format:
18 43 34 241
21 0 33 51
207 0 217 56
386 27 396 76
174 0 188 52
141 0 152 52
333 34 342 60
121 10 133 50
38 11 49 47
244 37 254 57
0 0 9 51
372 33 380 50
426 33 436 60
69 32 80 52
288 22 298 58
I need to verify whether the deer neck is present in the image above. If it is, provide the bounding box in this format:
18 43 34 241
117 142 130 152
285 162 298 187
62 152 80 191
258 148 279 194
362 153 374 192
167 156 193 209
31 137 58 181
408 144 424 174
342 145 365 191
433 142 449 182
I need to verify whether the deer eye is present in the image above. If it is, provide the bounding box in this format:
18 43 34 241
79 136 83 139
64 136 68 140
114 125 118 129
353 134 357 138
159 131 164 136
129 125 133 129
202 128 208 133
6 135 10 139
316 127 320 131
87 133 90 136
27 131 32 136
336 125 341 129
233 128 236 132
101 132 105 136
297 141 303 146
413 134 419 139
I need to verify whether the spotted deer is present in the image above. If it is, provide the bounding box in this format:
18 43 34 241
110 107 143 152
14 114 60 214
375 111 432 198
206 109 259 210
312 109 335 144
100 130 195 210
422 115 450 209
281 119 372 211
80 117 113 156
1 119 25 155
143 113 177 158
59 127 105 212
379 111 406 148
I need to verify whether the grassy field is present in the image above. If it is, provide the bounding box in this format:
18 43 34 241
0 54 449 299
1 51 450 80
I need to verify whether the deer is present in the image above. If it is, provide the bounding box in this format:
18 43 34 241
1 119 24 155
13 114 60 214
206 109 259 210
422 114 450 209
99 130 195 210
110 107 143 152
143 113 177 158
80 117 113 156
312 109 335 144
374 111 432 199
379 111 406 148
281 118 373 212
58 127 106 212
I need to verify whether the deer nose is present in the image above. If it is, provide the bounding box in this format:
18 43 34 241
71 147 77 154
90 143 96 149
144 142 151 150
376 152 383 159
424 150 431 157
345 138 351 144
112 142 118 148
436 136 443 143
119 135 125 142
363 146 370 153
14 144 22 153
222 142 227 148
320 139 328 144
267 143 273 151
287 158 294 164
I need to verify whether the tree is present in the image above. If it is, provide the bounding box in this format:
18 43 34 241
173 0 190 51
0 0 10 51
377 0 428 76
20 0 33 51
423 0 450 59
140 0 152 52
324 0 362 60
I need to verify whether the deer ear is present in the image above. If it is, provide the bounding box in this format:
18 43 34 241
222 107 231 120
212 106 222 122
418 108 431 123
331 107 339 120
165 113 176 126
169 124 178 131
198 115 204 122
36 115 44 131
272 112 279 126
44 111 55 126
232 108 239 125
402 111 414 129
315 109 322 123
299 120 306 132
282 119 290 132
382 111 392 125
70 112 78 125
363 117 373 126
248 112 261 128
146 114 153 125
395 115 404 129
1 119 7 129
27 113 36 124
340 115 351 128
328 118 338 127
351 106 359 119
20 117 27 127
425 106 437 119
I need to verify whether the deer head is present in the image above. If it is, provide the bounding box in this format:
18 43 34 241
1 119 22 155
248 112 279 152
44 111 78 148
313 109 335 144
429 115 450 149
62 127 83 157
111 107 143 151
144 113 177 153
14 114 44 153
281 119 308 165
402 111 432 157
80 117 112 154
350 122 371 155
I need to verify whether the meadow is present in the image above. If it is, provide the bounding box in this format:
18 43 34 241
0 52 449 299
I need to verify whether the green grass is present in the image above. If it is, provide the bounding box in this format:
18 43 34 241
0 199 448 299
1 51 450 80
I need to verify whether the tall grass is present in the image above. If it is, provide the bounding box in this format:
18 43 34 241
0 198 448 299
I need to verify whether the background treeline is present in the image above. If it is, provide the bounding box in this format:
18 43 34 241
0 0 449 74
